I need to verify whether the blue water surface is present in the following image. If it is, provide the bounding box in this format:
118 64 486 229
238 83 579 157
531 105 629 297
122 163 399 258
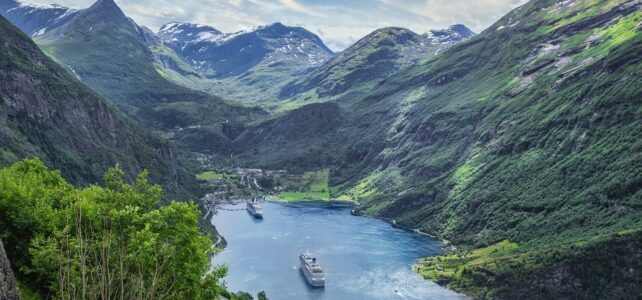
211 202 465 300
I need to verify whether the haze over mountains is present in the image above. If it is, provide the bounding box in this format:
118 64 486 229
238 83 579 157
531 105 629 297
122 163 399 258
0 0 477 106
1 0 642 298
154 21 336 104
155 21 475 105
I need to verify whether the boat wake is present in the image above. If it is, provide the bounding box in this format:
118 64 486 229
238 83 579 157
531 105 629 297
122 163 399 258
272 231 291 240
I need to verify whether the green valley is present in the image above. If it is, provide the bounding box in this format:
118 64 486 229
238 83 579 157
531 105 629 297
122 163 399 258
1 0 641 298
275 170 331 202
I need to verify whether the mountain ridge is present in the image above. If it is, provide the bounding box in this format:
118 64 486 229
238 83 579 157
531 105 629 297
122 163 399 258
0 14 178 189
278 24 475 105
153 20 336 105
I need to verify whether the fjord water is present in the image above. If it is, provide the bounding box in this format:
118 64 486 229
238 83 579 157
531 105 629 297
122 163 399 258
210 202 464 299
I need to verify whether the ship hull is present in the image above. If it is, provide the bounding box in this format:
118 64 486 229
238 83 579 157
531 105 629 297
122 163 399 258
300 268 325 287
246 207 263 218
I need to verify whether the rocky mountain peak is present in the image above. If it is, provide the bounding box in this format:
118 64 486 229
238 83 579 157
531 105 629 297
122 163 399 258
447 24 475 38
0 0 77 36
90 0 119 10
264 21 285 29
158 22 222 45
84 0 128 22
425 23 475 43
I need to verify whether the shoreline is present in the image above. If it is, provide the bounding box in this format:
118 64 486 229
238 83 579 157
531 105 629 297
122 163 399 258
265 195 357 206
209 198 465 297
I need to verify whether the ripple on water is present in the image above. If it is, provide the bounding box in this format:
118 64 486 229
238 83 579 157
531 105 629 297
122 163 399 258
211 202 465 300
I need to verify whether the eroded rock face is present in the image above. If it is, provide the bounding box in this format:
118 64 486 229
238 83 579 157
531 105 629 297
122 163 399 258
0 15 178 189
0 240 20 300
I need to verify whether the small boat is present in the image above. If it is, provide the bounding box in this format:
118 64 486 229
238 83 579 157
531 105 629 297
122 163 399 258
246 198 264 218
299 252 325 287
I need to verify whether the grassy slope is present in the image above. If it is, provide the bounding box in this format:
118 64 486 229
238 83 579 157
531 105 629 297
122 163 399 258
153 43 322 108
277 170 331 201
231 102 344 171
196 171 225 181
226 27 462 176
0 15 176 188
335 0 642 297
33 0 266 158
276 27 447 111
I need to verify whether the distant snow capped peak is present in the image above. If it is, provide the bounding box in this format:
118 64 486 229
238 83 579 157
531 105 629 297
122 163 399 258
158 22 223 44
1 0 79 37
158 21 334 79
159 22 221 34
447 24 476 39
425 24 475 44
4 0 71 13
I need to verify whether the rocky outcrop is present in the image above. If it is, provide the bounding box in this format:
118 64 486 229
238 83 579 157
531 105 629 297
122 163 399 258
0 240 20 300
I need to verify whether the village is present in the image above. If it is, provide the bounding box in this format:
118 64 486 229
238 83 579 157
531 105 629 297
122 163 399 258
197 166 333 216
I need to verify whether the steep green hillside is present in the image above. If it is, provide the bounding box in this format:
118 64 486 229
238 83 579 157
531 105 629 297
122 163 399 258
30 0 265 145
0 15 177 188
227 26 474 170
2 0 640 296
278 26 473 109
330 0 642 297
231 102 344 170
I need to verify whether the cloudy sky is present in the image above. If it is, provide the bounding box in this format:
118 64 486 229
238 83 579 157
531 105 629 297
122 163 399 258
29 0 528 51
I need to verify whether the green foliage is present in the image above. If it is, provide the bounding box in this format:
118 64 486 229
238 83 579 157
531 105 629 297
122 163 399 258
0 159 230 299
417 231 642 299
258 291 268 300
271 0 642 297
196 171 225 181
231 103 344 170
278 191 329 202
276 170 331 201
415 240 520 287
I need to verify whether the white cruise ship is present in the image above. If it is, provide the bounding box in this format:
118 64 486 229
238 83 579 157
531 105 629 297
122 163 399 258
299 252 325 287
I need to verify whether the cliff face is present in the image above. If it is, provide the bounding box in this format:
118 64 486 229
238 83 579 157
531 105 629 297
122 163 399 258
0 15 178 189
0 240 20 300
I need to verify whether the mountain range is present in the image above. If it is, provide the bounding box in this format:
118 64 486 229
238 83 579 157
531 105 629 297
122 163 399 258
279 25 475 105
1 0 641 298
0 0 475 108
1 0 267 168
153 21 335 105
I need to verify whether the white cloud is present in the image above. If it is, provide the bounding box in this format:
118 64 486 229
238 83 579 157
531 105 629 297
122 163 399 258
278 0 325 17
25 0 528 50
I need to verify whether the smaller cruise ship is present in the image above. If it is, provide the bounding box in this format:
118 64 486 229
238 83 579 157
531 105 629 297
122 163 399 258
246 198 263 218
299 252 325 287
